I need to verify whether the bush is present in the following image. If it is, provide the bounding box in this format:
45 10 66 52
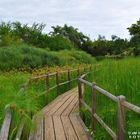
0 44 59 70
95 56 105 61
45 35 74 51
51 50 96 66
0 44 95 71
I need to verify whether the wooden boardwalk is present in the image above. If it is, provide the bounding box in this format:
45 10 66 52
29 88 91 140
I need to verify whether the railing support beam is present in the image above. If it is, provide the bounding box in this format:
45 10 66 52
68 68 71 89
117 95 126 140
78 77 82 118
56 71 59 95
92 83 96 132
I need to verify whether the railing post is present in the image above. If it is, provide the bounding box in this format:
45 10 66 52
83 75 86 91
68 68 71 89
56 71 59 95
46 74 49 91
84 67 86 73
77 67 80 77
92 82 96 132
0 106 12 140
117 95 126 140
78 76 82 117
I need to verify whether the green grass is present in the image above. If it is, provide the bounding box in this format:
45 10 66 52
83 57 140 140
0 66 83 139
1 57 140 140
0 72 30 126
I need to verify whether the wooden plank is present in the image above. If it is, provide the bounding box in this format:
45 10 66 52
76 115 92 140
122 100 140 114
70 115 89 140
71 101 79 114
43 88 77 114
61 116 78 140
28 116 43 140
54 94 77 116
117 96 125 140
53 116 66 140
62 96 78 116
0 108 12 140
34 118 44 140
92 83 96 132
47 91 76 116
15 120 24 140
28 116 35 140
45 116 55 140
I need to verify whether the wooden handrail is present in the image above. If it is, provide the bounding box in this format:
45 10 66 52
94 113 117 140
79 78 92 87
0 107 12 140
122 101 140 114
78 73 140 140
15 120 25 140
94 85 118 102
80 99 117 140
0 66 92 140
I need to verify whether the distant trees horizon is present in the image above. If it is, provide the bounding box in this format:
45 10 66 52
0 19 140 56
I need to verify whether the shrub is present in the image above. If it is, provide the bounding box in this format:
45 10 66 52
45 35 74 51
0 44 95 71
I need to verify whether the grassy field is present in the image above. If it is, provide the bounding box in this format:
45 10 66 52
0 66 82 139
83 57 140 140
0 57 140 140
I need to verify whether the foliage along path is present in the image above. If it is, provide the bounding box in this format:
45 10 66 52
29 88 91 140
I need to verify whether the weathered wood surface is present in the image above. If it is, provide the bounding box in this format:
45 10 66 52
0 108 12 140
29 88 90 140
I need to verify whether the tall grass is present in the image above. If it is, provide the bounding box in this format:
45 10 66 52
0 66 85 139
0 44 95 71
83 57 140 140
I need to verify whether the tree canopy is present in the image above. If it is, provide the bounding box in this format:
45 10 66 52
0 20 140 56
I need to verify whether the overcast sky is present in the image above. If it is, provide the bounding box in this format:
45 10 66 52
0 0 140 39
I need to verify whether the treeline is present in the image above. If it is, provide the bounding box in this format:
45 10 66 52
0 22 95 71
0 19 140 56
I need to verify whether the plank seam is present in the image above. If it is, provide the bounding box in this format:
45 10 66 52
49 92 77 116
68 99 79 116
42 88 78 114
59 94 78 116
60 116 68 140
52 116 56 140
69 116 80 140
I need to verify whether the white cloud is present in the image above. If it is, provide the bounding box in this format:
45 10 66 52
0 0 140 39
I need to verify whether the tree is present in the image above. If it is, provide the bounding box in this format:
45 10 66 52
0 22 20 46
127 19 140 55
50 24 89 48
12 22 46 47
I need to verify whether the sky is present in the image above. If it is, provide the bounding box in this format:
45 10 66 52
0 0 140 40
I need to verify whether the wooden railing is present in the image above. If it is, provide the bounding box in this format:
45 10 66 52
30 66 92 95
0 66 92 140
78 74 140 140
0 106 12 140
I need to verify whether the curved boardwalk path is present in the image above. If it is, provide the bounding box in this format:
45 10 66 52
29 88 91 140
